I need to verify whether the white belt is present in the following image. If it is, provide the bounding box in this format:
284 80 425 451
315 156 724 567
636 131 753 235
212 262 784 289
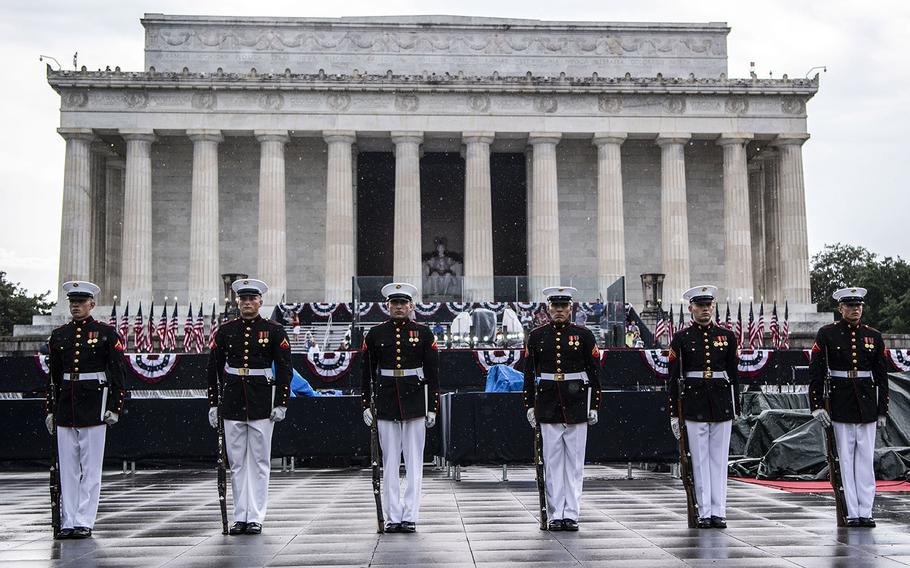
685 370 728 379
379 368 424 378
539 372 587 382
224 365 273 379
830 370 872 379
62 372 106 382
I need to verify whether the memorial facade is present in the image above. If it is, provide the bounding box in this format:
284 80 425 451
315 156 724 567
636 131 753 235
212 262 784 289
48 14 818 309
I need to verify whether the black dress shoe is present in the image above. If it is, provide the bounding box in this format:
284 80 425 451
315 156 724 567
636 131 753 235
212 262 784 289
400 521 416 533
697 518 713 529
72 527 92 539
55 528 74 540
710 516 727 529
562 519 579 531
228 521 248 535
547 519 564 531
384 522 401 533
846 518 861 527
859 517 876 528
245 522 262 534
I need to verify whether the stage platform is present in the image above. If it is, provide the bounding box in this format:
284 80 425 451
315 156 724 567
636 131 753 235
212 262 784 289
2 465 909 567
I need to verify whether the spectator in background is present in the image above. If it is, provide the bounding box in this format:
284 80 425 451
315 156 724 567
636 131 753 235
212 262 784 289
304 331 317 352
291 312 301 344
574 307 588 327
591 298 604 326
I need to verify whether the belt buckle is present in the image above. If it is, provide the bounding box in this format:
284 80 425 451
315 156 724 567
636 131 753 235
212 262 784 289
703 369 713 379
847 370 857 379
237 368 250 377
393 370 405 377
71 372 79 381
554 373 565 381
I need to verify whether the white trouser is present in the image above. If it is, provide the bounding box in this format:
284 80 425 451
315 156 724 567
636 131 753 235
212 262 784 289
686 420 732 520
833 421 877 519
377 418 426 524
541 422 588 521
224 418 274 523
57 425 107 529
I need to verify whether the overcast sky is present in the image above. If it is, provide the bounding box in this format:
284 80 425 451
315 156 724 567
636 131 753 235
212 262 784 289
1 0 907 301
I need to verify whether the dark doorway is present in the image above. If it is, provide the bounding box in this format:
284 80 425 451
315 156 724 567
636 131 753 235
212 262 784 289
356 152 395 280
491 153 528 300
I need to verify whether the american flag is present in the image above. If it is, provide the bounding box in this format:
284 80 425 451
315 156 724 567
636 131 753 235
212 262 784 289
182 303 195 352
734 302 743 347
747 302 757 349
166 301 179 352
667 306 675 343
756 302 765 348
769 302 780 349
107 303 117 330
654 309 668 346
193 304 206 353
208 303 220 347
156 302 168 352
715 302 722 327
133 303 151 352
780 301 791 349
724 301 732 331
118 302 130 345
678 304 687 332
147 301 157 352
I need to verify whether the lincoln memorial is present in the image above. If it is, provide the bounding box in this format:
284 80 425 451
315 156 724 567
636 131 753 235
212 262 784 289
48 14 818 314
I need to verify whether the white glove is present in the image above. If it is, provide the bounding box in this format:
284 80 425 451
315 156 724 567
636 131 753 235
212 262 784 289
670 417 680 440
363 408 374 427
270 406 287 423
426 411 436 428
208 407 218 429
526 408 537 429
877 415 887 428
812 408 832 428
587 410 598 426
102 411 119 426
45 414 54 435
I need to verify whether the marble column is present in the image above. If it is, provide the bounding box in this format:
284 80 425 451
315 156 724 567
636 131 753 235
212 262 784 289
760 151 783 303
104 158 125 306
772 133 812 305
592 133 627 298
391 131 424 299
89 142 114 296
186 129 223 307
655 133 691 305
119 129 156 305
525 146 534 285
55 128 95 310
748 160 766 300
527 132 562 294
717 133 755 303
462 132 495 301
255 130 289 305
323 130 357 302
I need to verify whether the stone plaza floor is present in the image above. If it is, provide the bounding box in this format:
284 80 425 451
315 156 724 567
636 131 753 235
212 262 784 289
1 464 909 567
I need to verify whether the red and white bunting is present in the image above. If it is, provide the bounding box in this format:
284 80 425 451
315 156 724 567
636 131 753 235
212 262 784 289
738 349 773 377
640 349 670 378
473 349 523 371
304 350 356 381
888 349 910 373
126 353 179 384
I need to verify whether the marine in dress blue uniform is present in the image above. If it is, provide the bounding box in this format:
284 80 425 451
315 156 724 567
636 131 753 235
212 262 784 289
808 287 889 527
523 286 602 531
206 278 292 535
361 283 440 533
45 281 126 539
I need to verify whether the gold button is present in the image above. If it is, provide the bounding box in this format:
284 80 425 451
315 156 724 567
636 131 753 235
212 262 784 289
396 341 401 345
73 359 79 363
246 327 251 331
556 333 561 336
396 356 401 361
75 351 80 355
396 364 402 369
74 367 79 372
76 328 82 333
243 356 248 360
244 349 249 354
396 349 401 353
75 334 81 339
244 341 249 346
556 368 562 372
852 359 857 364
243 364 249 368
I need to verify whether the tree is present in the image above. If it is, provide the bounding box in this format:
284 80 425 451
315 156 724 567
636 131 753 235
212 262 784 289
0 272 53 336
810 243 910 333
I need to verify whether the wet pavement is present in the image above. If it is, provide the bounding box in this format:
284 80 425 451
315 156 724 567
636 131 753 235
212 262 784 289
1 465 909 567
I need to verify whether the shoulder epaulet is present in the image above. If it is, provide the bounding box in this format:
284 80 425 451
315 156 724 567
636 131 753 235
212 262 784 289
264 318 283 327
51 323 68 334
821 322 838 330
862 324 881 333
529 323 548 333
96 320 114 328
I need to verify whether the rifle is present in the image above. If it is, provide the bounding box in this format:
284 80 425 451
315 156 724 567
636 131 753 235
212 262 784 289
824 348 848 527
48 361 61 536
216 381 228 534
676 351 699 528
367 347 385 533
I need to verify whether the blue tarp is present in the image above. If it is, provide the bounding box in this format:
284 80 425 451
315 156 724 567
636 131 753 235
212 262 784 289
484 365 525 392
273 363 342 397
